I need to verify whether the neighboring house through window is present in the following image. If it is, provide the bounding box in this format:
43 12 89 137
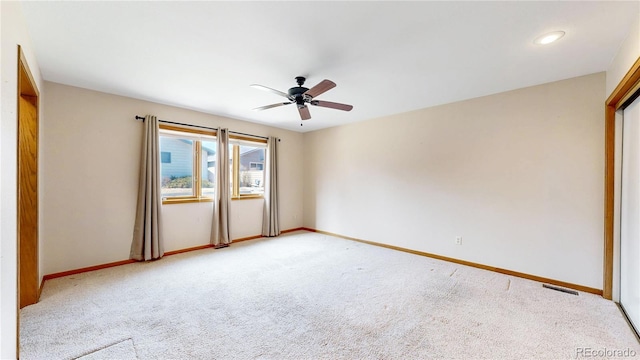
230 138 266 198
159 125 216 203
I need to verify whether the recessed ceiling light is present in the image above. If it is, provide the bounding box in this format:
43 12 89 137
534 31 565 45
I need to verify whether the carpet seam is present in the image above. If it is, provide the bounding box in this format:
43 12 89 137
70 337 135 360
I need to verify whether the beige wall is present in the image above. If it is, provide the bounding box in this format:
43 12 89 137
42 82 304 275
1 2 45 358
303 72 605 289
606 15 639 98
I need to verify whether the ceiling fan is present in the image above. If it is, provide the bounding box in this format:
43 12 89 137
250 76 353 121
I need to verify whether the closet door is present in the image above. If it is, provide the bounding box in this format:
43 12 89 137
621 95 640 333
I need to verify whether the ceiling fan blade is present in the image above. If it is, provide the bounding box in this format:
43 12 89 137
304 79 336 98
298 105 311 120
310 100 353 112
250 84 290 99
252 102 292 111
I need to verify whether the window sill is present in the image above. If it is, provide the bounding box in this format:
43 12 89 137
162 198 214 205
232 196 264 201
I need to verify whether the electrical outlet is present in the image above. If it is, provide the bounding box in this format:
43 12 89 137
455 236 462 245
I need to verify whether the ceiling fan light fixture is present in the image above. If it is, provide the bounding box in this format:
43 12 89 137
534 30 565 45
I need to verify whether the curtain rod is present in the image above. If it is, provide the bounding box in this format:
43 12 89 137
135 115 276 141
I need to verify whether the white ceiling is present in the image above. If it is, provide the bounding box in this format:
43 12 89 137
21 1 639 133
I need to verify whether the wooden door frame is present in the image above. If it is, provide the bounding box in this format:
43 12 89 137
604 56 640 300
16 45 40 355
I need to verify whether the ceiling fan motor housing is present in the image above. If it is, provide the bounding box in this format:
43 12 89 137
288 84 310 107
288 86 309 98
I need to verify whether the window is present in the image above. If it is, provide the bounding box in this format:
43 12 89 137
201 140 216 198
159 125 216 203
161 152 171 164
229 137 266 199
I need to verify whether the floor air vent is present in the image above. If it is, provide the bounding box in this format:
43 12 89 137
543 284 578 296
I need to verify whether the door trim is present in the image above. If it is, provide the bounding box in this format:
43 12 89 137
16 45 40 356
604 56 640 300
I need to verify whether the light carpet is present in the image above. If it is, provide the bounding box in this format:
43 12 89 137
20 231 640 359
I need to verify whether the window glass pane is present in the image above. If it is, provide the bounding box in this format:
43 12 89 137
160 136 194 198
239 145 265 196
201 140 216 198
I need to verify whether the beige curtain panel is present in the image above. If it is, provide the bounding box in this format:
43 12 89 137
130 115 164 261
262 136 280 237
211 128 231 247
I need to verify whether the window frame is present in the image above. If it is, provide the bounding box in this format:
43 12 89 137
229 135 267 200
159 124 216 205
